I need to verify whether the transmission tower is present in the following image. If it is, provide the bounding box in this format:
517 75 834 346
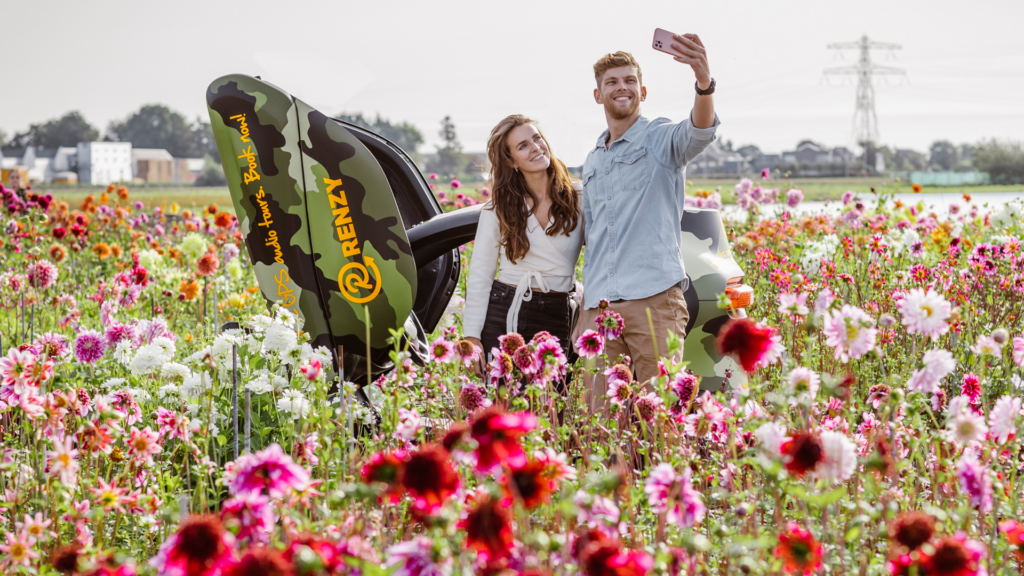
824 35 906 145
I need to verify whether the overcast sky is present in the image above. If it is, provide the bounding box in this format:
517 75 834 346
4 0 1022 165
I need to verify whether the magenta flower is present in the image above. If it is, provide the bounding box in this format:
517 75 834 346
575 329 605 359
299 358 323 382
840 190 855 204
74 329 107 364
595 309 625 341
786 189 804 207
386 536 447 576
428 337 455 364
512 345 541 374
229 443 310 498
956 451 993 514
672 468 706 528
450 179 461 189
155 407 189 442
429 173 438 180
822 305 877 362
760 168 770 179
221 492 274 544
1013 336 1024 367
0 530 40 566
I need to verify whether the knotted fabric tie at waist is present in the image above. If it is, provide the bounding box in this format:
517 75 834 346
506 270 550 336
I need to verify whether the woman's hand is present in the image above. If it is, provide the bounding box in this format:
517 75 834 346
465 337 487 378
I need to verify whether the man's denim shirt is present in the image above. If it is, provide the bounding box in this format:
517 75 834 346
581 112 720 309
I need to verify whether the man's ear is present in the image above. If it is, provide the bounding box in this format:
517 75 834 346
640 86 647 101
593 88 602 104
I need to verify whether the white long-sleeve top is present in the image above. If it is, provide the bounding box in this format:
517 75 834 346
463 187 584 340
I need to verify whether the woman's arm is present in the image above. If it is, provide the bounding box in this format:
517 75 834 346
462 206 501 342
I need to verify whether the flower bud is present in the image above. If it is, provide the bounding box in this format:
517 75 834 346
879 314 897 327
992 328 1010 346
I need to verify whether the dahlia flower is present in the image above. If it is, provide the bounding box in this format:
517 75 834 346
891 511 936 551
815 430 857 482
923 534 986 576
386 536 448 576
469 407 537 473
957 451 993 514
594 308 625 341
717 317 779 372
277 389 310 419
787 188 804 207
460 496 514 562
229 443 310 498
428 337 455 364
780 432 824 477
0 531 39 567
777 292 809 318
403 444 460 516
501 458 554 509
1000 520 1024 560
27 260 58 289
822 305 877 362
896 288 951 341
151 515 236 576
534 447 577 483
220 493 274 545
1013 336 1024 367
395 408 422 442
575 329 605 359
498 333 525 356
989 395 1021 444
74 329 107 364
946 409 988 446
127 426 162 465
774 522 822 576
360 450 408 503
971 334 1002 357
455 339 480 367
906 349 956 394
46 434 80 486
672 467 706 528
459 382 491 413
754 422 789 454
644 463 675 513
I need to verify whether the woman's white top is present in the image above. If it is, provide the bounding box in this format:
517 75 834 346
463 185 584 340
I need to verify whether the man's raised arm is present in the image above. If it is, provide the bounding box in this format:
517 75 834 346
671 33 715 128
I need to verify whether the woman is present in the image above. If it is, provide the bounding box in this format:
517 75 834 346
463 114 583 377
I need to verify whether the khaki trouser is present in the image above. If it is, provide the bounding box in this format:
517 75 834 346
575 285 690 415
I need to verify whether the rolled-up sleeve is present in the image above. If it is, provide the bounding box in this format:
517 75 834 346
666 110 721 168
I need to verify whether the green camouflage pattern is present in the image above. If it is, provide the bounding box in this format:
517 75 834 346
206 74 416 356
680 208 748 392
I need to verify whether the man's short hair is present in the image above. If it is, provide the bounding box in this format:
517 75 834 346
593 51 642 87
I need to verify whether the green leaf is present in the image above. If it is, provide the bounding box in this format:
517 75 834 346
216 435 227 446
845 526 861 542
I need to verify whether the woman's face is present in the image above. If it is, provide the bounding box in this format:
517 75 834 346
8 171 21 188
505 123 550 174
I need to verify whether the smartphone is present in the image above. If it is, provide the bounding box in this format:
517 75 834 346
652 28 685 58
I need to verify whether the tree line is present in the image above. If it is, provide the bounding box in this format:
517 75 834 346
0 107 475 180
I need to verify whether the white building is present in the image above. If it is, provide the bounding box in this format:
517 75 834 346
76 141 132 185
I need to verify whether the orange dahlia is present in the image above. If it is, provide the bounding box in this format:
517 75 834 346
774 522 822 575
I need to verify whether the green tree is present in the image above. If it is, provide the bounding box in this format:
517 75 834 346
427 115 468 177
736 144 761 161
974 139 1024 185
193 154 227 187
107 105 193 157
8 111 99 148
928 140 959 171
336 112 424 154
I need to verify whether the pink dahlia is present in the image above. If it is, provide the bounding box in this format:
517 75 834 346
151 515 236 576
27 260 58 289
896 288 951 341
221 492 274 545
74 330 107 364
956 451 993 514
428 337 455 364
1013 336 1024 367
822 305 877 362
128 426 162 465
229 443 310 498
595 309 625 341
575 329 605 359
155 407 189 441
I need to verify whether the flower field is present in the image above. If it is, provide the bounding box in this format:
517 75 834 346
3 177 1024 576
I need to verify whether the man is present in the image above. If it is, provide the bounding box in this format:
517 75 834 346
576 35 719 411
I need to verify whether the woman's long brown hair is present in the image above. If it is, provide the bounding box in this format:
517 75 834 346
485 115 579 264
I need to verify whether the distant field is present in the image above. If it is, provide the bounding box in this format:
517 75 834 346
33 177 1022 213
688 177 1023 202
39 186 234 213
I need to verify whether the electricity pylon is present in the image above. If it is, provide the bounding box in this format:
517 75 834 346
825 35 906 145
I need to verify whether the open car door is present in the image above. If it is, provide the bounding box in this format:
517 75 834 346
207 74 474 384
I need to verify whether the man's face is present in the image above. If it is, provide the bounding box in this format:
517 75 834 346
594 65 645 121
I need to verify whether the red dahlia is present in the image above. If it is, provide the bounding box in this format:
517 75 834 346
501 458 555 509
403 444 460 516
223 547 293 576
891 511 935 551
360 449 407 503
780 432 824 477
460 496 514 562
716 317 775 372
774 522 822 575
470 407 537 473
165 514 236 576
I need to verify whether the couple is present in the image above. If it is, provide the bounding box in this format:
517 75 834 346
463 35 720 409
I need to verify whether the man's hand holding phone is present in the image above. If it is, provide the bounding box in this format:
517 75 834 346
652 29 712 90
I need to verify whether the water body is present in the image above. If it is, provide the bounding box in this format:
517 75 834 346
720 190 1024 220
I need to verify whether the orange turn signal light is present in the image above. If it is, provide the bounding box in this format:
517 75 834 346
724 284 754 309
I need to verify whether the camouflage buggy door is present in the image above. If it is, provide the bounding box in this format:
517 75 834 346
207 74 417 358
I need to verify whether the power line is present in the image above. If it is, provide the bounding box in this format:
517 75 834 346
824 35 907 145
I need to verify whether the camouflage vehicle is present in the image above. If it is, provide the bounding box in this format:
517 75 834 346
206 74 752 394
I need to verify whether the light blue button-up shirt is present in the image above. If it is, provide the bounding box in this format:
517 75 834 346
581 112 720 309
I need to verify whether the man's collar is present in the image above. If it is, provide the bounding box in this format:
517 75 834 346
595 115 649 149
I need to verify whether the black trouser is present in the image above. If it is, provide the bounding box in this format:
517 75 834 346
479 280 579 366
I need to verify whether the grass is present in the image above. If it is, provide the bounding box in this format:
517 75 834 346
33 177 1023 214
688 176 1023 203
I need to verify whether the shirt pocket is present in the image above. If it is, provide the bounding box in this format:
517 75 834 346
614 146 650 191
582 169 596 190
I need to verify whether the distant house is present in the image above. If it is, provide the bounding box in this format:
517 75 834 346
77 142 132 185
0 146 57 182
132 148 195 183
691 145 749 175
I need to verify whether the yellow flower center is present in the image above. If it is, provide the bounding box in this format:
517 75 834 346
922 305 933 318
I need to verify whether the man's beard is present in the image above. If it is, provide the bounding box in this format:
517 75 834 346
604 93 641 120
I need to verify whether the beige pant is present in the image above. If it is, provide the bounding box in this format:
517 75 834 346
576 285 690 414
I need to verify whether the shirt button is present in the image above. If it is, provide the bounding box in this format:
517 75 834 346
605 170 609 175
606 196 610 200
610 272 614 276
610 222 614 226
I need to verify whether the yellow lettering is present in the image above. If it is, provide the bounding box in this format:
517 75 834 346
326 192 348 210
323 177 344 194
332 206 352 227
342 239 361 257
337 224 357 241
